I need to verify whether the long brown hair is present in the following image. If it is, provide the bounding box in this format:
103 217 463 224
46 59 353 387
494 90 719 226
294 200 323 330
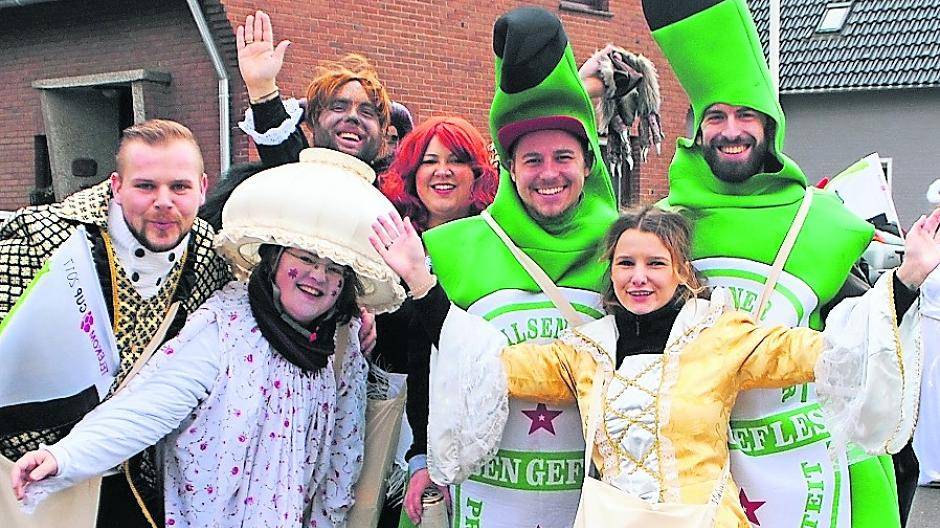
601 205 706 310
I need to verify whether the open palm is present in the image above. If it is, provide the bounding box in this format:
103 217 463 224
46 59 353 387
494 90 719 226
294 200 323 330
901 208 940 287
370 212 429 287
236 11 290 99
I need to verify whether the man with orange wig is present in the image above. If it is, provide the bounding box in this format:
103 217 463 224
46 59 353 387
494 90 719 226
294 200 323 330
236 10 391 168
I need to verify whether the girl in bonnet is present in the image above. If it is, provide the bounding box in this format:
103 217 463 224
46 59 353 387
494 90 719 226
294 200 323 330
10 149 405 527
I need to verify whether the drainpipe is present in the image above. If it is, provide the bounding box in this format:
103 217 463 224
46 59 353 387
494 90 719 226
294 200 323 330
185 0 230 175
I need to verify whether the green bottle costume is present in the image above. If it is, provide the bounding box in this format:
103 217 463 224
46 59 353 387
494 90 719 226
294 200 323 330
422 7 618 527
643 0 896 526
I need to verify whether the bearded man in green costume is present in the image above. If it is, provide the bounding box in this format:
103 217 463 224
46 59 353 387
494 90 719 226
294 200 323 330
418 7 621 528
643 0 905 527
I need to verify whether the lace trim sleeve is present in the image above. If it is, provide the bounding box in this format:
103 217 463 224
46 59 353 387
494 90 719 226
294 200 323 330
815 269 923 462
237 98 304 146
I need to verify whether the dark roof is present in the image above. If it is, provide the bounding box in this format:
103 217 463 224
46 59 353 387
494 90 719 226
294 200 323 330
748 0 940 93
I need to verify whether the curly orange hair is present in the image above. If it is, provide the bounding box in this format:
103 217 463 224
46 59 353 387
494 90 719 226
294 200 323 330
304 54 391 130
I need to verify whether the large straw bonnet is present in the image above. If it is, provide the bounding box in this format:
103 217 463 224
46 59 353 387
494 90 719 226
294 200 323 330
215 148 406 314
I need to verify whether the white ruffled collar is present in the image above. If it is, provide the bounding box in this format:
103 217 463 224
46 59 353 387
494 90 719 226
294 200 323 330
107 202 188 299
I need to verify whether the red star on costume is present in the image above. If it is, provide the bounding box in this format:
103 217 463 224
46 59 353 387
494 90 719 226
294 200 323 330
521 403 562 435
739 488 766 526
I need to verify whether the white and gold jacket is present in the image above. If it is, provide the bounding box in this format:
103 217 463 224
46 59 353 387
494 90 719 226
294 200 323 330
427 270 931 528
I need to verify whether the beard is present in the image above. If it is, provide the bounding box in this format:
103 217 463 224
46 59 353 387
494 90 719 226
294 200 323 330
126 218 186 252
312 122 382 165
702 135 769 183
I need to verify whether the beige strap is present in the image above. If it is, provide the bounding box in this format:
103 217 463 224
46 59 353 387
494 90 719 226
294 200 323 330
113 301 180 395
752 188 815 321
480 210 586 327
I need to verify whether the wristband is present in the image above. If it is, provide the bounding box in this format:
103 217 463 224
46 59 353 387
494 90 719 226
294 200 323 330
249 88 280 105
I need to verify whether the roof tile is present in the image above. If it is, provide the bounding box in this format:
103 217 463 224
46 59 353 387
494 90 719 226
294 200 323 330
748 0 940 91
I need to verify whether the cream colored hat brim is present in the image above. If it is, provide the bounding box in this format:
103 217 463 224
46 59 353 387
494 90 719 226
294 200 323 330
215 148 406 314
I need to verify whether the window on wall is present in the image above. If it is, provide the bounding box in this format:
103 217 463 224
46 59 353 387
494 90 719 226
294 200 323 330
559 0 611 15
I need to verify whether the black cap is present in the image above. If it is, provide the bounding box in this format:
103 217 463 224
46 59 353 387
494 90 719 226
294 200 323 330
493 7 567 94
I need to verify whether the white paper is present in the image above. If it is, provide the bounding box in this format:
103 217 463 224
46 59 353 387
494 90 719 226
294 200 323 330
0 227 119 407
825 152 902 229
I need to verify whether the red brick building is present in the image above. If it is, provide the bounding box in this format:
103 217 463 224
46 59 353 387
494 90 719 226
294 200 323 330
0 0 688 210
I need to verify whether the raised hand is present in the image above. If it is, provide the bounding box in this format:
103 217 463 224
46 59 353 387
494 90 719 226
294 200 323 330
369 211 432 291
236 10 290 101
897 208 940 288
10 450 59 501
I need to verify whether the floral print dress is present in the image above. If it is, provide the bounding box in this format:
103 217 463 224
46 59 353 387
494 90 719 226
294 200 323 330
30 282 368 527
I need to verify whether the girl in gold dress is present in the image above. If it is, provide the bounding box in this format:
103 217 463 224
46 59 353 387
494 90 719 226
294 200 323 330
371 206 940 527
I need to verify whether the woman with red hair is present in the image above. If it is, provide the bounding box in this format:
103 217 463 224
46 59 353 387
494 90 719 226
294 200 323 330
380 116 497 233
374 117 497 526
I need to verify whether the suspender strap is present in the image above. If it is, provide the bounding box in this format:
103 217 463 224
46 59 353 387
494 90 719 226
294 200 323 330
113 301 180 395
480 210 586 327
752 187 814 321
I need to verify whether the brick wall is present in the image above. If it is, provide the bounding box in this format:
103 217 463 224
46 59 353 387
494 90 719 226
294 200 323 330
0 0 230 210
220 0 689 205
0 0 688 210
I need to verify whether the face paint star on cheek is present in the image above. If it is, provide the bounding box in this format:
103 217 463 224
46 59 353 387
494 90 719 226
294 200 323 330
287 267 299 279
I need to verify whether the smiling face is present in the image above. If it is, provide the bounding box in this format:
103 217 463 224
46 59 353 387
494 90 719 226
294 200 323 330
414 135 476 228
312 80 383 163
610 229 682 315
274 248 346 325
509 129 589 222
700 103 769 183
110 139 207 252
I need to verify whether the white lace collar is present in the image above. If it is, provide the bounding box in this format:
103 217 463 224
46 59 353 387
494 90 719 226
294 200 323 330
107 202 188 299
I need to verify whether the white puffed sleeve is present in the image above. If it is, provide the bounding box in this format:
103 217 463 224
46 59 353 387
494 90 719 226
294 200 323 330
21 308 222 512
915 268 940 484
308 319 368 527
426 305 509 486
815 270 927 463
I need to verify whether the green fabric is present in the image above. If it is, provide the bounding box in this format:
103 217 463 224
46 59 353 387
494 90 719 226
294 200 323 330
654 0 785 156
424 9 617 309
424 216 610 308
848 455 901 528
648 1 888 527
655 0 805 209
648 0 873 321
652 0 804 210
670 189 873 329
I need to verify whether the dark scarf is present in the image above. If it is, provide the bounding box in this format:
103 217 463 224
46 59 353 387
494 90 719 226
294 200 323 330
247 256 338 372
613 293 684 366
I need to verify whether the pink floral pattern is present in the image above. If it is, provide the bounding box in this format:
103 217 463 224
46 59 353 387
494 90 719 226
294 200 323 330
159 283 367 527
